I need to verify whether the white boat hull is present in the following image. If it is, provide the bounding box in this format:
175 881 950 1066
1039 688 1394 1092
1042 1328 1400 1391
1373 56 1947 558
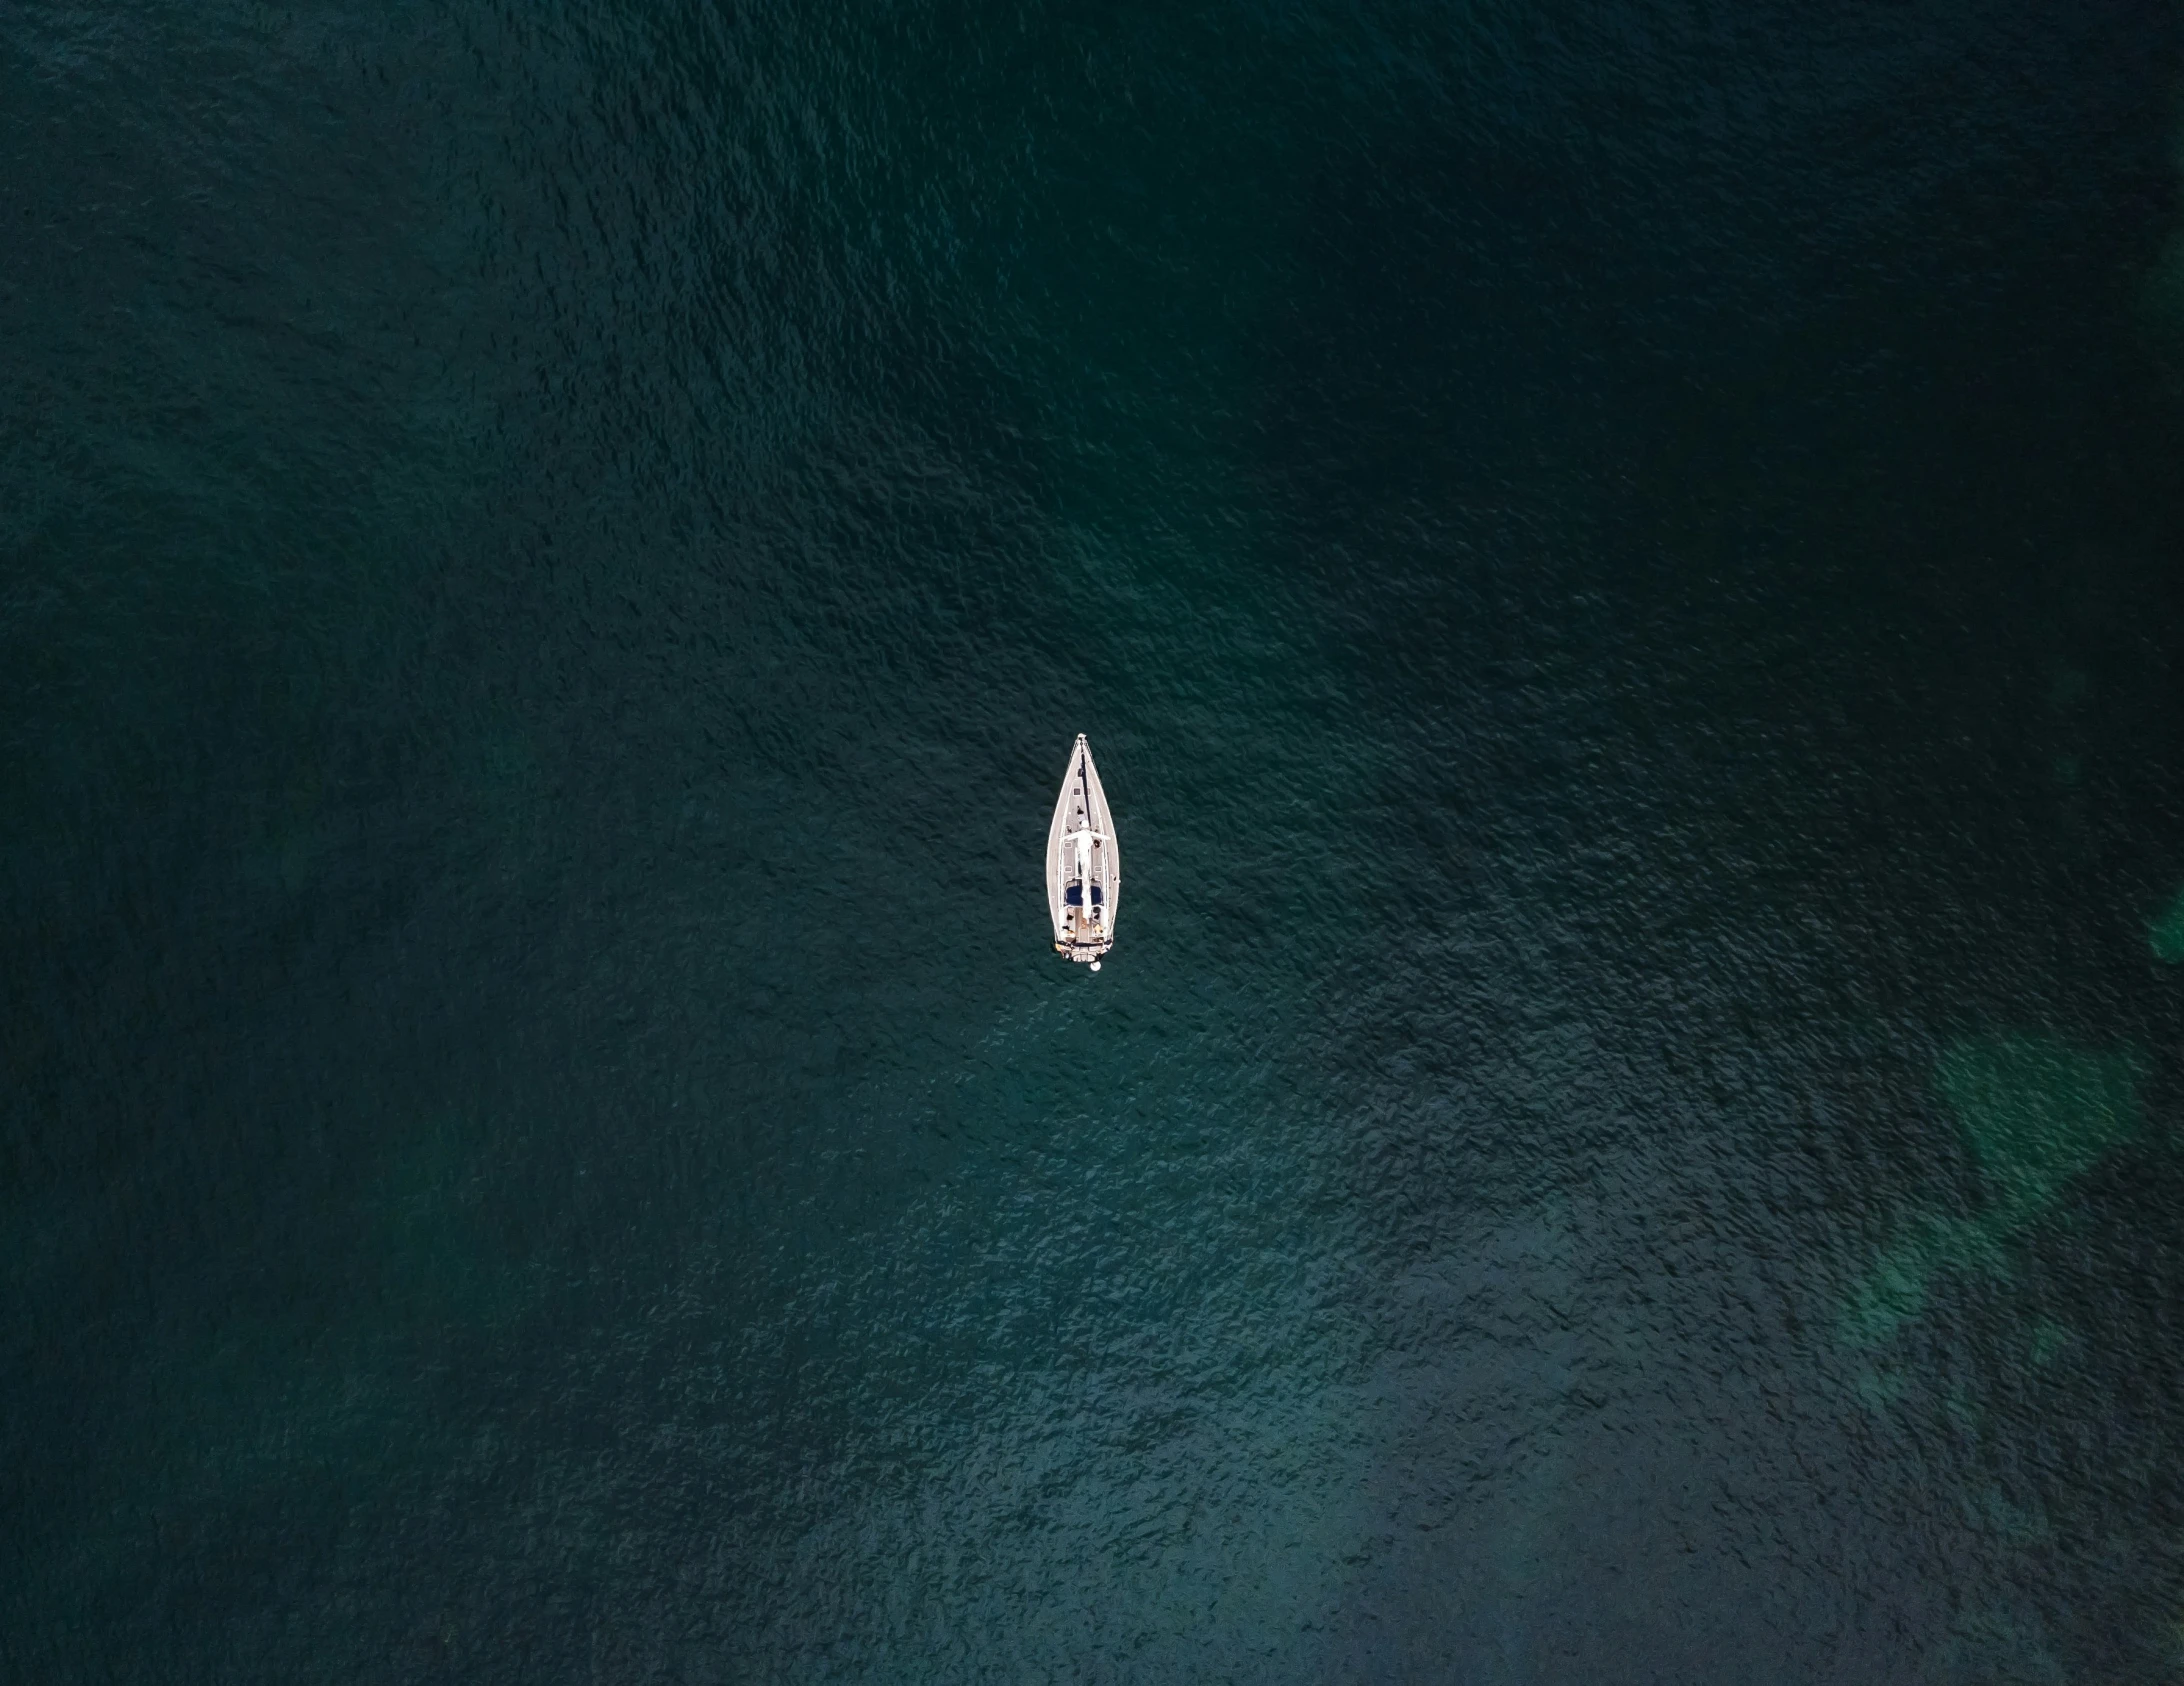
1047 734 1118 963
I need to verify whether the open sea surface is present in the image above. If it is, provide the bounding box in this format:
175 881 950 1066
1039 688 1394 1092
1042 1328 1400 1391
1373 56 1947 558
9 0 2184 1679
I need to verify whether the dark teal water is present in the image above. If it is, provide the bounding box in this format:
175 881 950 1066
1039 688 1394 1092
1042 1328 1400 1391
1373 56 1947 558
9 0 2184 1678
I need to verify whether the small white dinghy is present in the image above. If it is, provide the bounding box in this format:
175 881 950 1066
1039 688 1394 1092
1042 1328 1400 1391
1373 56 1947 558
1047 734 1118 968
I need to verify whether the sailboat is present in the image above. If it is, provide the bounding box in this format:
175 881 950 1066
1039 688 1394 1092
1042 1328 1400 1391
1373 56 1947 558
1047 734 1119 968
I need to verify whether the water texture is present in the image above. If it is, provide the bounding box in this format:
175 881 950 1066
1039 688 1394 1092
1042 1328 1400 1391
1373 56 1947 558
7 0 2184 1680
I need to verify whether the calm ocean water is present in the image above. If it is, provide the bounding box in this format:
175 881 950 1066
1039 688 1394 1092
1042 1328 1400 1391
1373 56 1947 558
8 0 2184 1679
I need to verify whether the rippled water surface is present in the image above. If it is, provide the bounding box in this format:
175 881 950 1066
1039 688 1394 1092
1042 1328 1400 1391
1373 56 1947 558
9 0 2184 1679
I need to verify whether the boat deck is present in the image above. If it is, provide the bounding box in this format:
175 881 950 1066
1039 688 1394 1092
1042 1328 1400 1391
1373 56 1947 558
1047 734 1119 964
